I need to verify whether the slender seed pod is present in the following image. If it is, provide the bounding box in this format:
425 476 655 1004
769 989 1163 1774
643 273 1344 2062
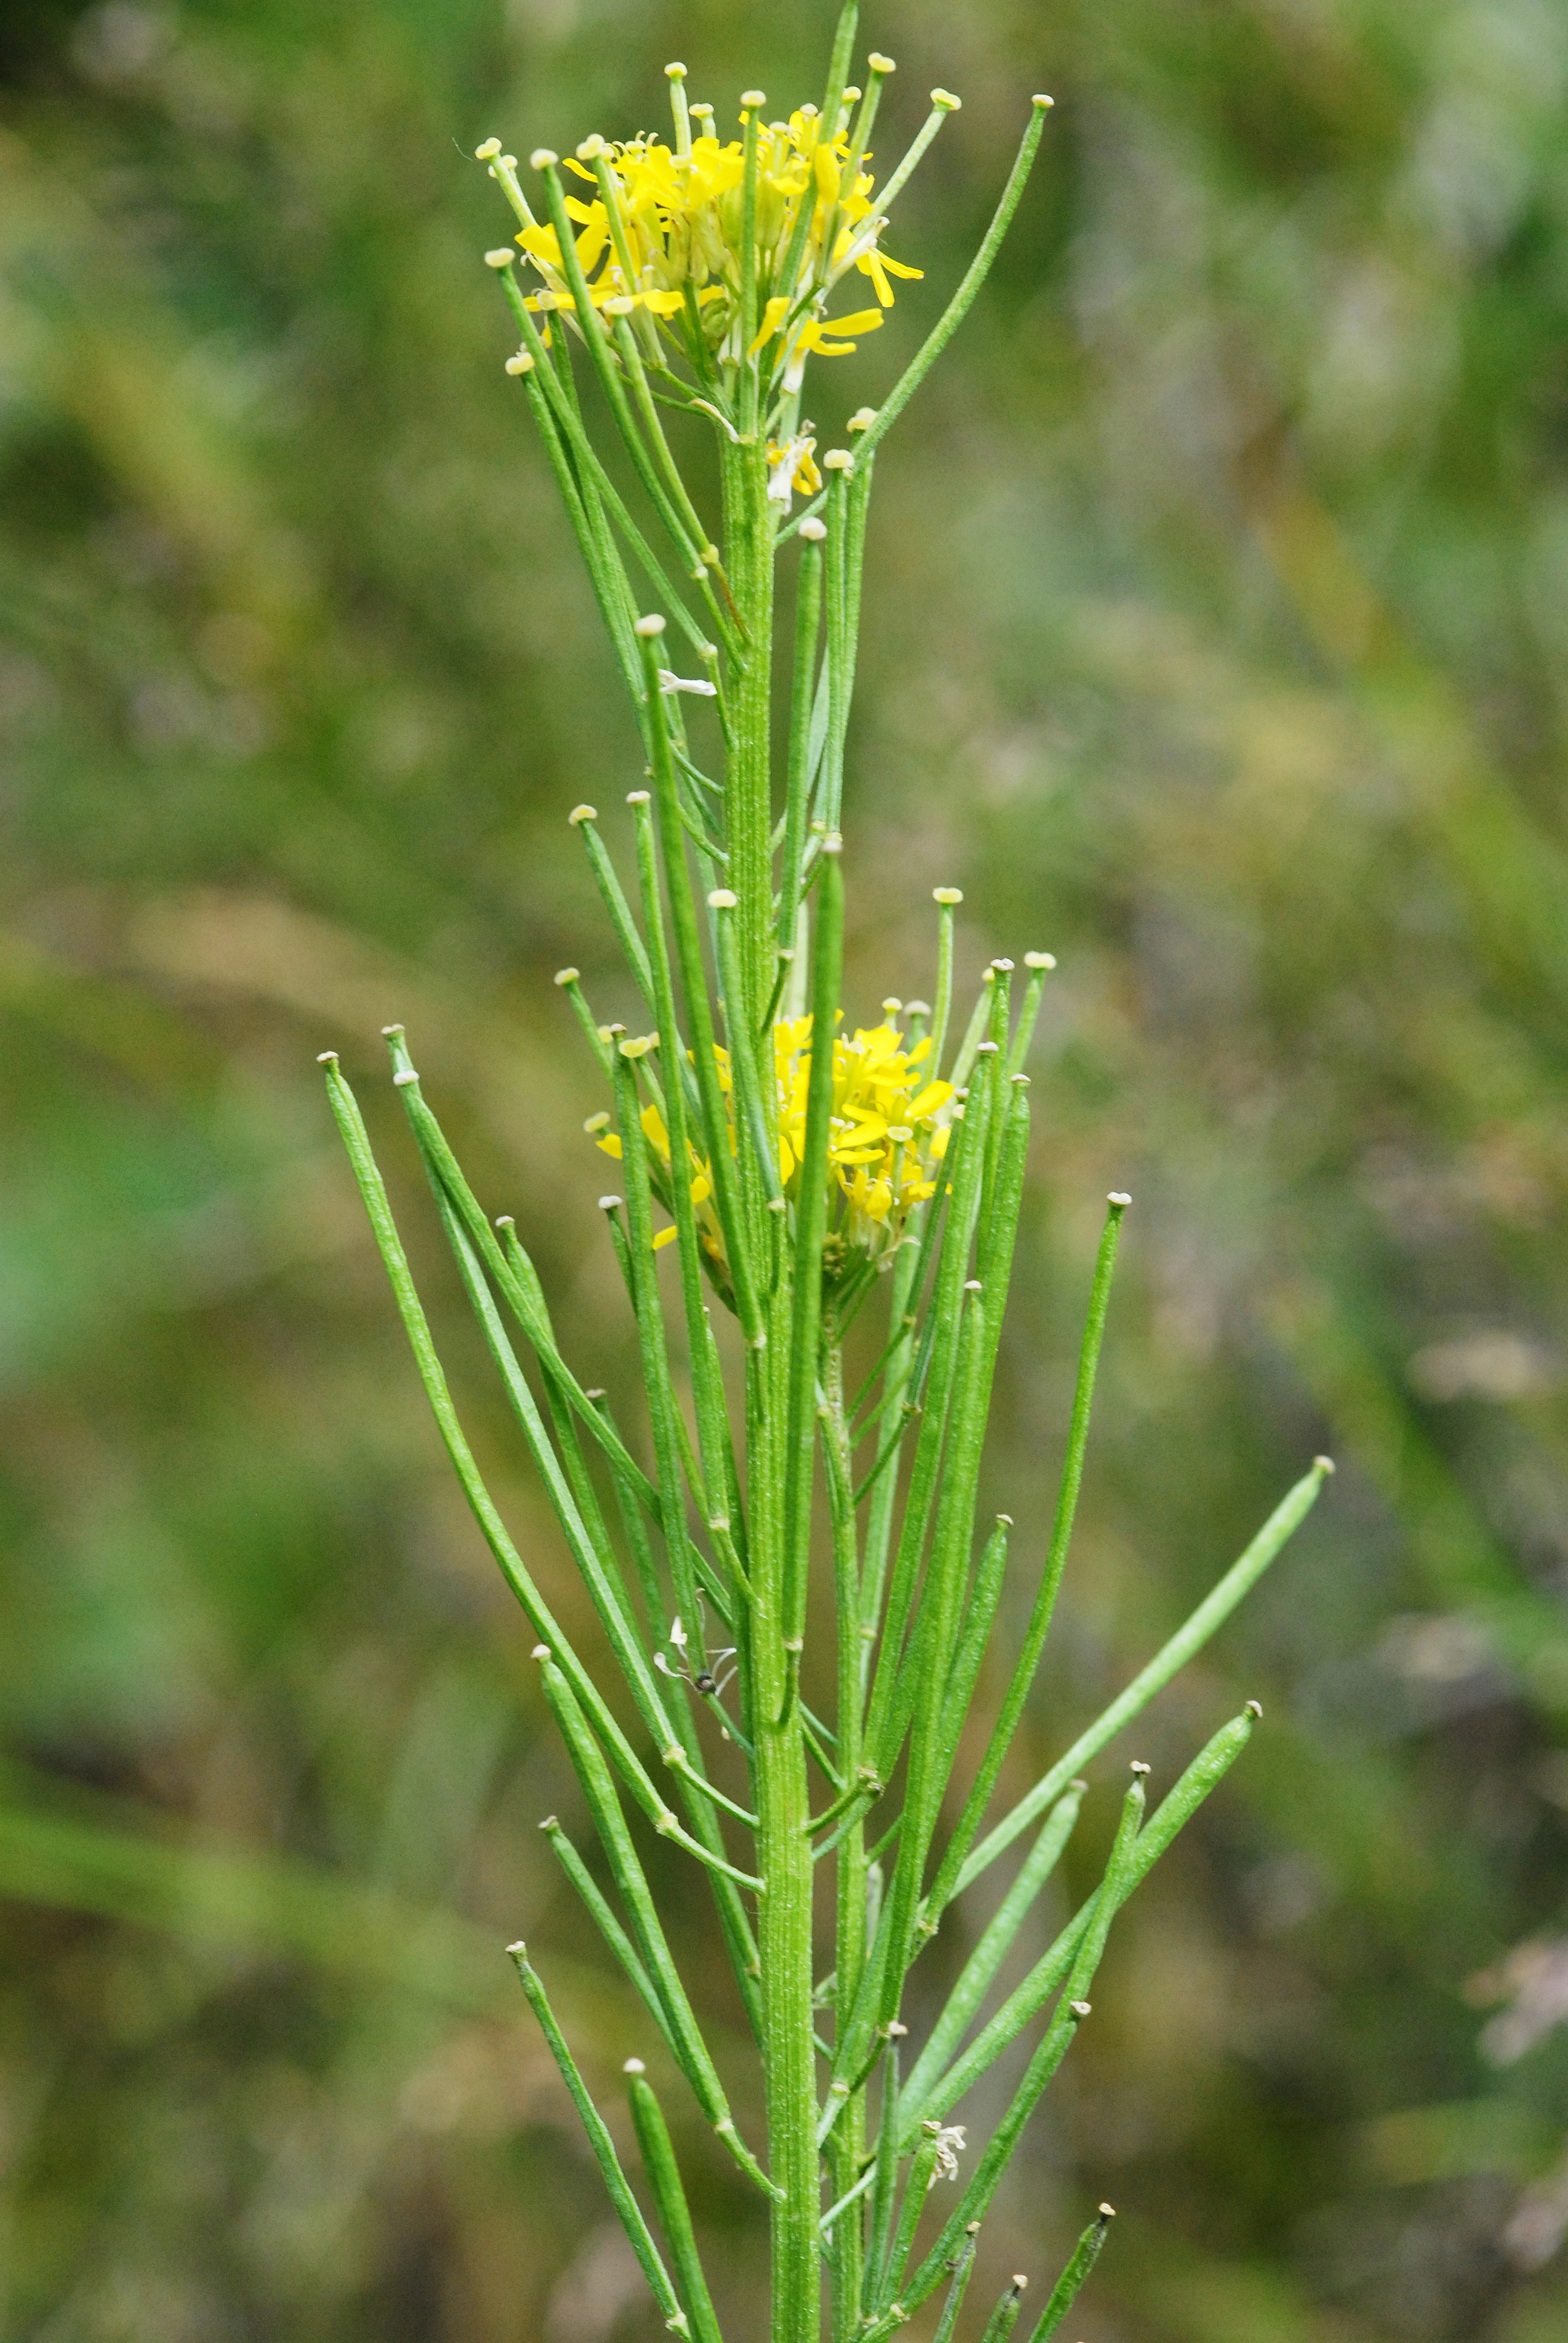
540 1817 679 2060
976 2274 1030 2343
507 1947 690 2336
930 2225 980 2343
627 2067 729 2343
914 1717 1263 2135
1025 2203 1115 2341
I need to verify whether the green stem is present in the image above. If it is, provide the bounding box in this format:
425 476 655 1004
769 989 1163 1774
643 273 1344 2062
705 424 819 2343
779 532 825 952
720 439 777 1030
825 1328 867 2342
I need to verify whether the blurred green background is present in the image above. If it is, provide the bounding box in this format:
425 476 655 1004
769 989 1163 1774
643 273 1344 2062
5 1 1568 2337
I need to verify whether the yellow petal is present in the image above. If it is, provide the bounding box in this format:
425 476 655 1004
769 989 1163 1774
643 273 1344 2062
907 1082 954 1119
641 1103 670 1156
750 293 792 354
575 217 608 274
653 1225 679 1250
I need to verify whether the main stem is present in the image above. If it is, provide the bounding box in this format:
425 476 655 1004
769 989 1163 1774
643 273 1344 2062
725 437 819 2343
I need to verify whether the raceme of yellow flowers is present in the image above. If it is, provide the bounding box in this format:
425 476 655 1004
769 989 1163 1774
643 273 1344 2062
589 1008 955 1271
479 64 927 392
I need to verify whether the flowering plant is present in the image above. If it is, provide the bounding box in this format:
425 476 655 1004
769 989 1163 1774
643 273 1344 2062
321 11 1328 2340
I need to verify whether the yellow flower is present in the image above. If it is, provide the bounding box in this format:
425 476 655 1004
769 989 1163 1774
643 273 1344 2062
510 96 921 392
586 1010 955 1274
771 1014 953 1246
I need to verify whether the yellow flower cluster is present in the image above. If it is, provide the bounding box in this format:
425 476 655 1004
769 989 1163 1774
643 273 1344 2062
513 97 921 384
592 1011 953 1270
769 1012 953 1233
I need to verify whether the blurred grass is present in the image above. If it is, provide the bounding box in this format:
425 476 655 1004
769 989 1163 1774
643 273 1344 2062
4 1 1568 2339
